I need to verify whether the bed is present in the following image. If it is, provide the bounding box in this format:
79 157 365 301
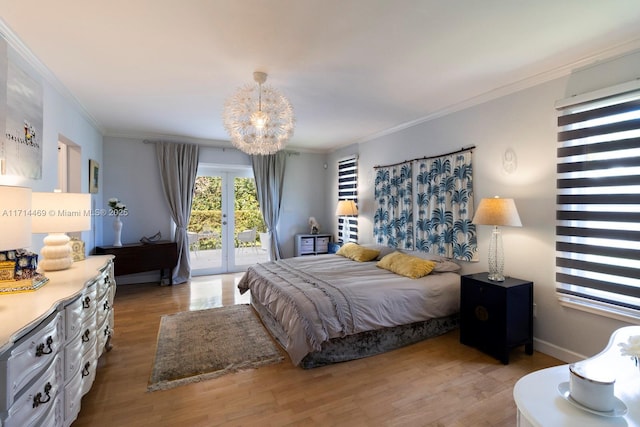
238 246 461 368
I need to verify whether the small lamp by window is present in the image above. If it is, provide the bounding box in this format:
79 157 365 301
472 196 522 281
336 200 358 243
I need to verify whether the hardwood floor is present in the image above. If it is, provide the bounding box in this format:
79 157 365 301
74 274 562 427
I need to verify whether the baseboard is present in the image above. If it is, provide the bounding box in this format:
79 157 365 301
533 337 586 363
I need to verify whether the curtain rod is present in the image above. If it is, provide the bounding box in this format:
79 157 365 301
374 145 475 169
142 139 300 155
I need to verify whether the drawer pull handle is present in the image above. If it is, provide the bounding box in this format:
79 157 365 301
82 362 91 377
104 325 111 336
82 296 91 309
35 336 53 357
32 382 52 408
103 301 111 311
82 329 91 342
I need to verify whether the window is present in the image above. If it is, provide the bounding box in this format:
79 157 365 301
556 82 640 321
338 156 358 243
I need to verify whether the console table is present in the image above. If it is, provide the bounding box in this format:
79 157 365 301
95 241 178 285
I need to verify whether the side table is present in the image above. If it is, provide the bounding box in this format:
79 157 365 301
95 241 178 285
460 272 534 364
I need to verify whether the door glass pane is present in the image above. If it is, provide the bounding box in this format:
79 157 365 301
189 175 223 272
233 176 268 267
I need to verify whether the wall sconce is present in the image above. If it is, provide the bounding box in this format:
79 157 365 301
32 191 91 271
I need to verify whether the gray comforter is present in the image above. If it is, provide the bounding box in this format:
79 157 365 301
238 254 460 365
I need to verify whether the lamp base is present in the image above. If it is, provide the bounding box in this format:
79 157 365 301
487 272 505 282
40 233 73 271
487 226 506 282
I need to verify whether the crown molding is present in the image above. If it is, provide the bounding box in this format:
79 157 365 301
0 18 105 135
346 37 640 148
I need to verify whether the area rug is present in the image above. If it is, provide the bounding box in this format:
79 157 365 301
148 304 284 391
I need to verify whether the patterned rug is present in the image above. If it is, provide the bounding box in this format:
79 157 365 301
148 304 284 391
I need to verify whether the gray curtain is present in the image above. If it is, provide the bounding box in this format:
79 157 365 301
251 152 286 261
155 142 199 283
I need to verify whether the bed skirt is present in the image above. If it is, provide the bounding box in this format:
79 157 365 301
251 294 459 369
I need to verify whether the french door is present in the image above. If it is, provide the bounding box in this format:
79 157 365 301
189 166 265 275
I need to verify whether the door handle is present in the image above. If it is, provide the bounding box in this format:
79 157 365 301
222 221 227 225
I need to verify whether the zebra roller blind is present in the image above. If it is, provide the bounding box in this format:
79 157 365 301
556 85 640 320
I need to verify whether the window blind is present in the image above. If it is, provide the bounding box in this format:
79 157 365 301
556 88 640 320
338 156 358 243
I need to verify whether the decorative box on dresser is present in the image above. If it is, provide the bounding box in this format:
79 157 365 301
459 272 533 364
294 234 332 257
0 256 115 427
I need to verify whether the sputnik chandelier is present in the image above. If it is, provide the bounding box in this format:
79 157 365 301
223 71 295 155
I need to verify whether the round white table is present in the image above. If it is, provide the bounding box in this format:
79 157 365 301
514 364 639 426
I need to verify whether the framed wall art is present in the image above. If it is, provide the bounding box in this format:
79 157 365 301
89 159 99 193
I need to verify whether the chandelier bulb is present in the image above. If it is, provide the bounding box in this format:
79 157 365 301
250 110 268 129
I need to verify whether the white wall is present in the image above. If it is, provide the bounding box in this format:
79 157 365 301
326 50 640 362
0 33 103 255
102 137 329 262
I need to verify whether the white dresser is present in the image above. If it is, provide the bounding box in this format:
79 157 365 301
0 256 115 427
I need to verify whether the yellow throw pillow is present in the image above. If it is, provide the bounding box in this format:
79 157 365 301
376 251 436 279
336 242 380 262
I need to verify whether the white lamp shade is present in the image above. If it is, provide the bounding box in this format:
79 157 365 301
32 192 92 233
472 197 522 227
0 186 32 251
336 200 358 216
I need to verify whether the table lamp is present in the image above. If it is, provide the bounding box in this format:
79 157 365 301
336 200 358 243
0 186 50 293
472 196 522 281
0 186 32 252
32 191 91 271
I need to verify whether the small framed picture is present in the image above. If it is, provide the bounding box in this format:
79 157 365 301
89 159 99 193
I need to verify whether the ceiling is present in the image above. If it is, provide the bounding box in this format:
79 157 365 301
2 1 640 152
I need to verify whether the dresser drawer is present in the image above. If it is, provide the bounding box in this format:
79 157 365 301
96 288 113 329
63 328 84 383
97 314 113 357
80 341 98 396
64 366 83 422
65 282 98 341
2 311 63 410
5 352 63 427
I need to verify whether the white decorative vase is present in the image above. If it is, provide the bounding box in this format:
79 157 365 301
113 216 123 247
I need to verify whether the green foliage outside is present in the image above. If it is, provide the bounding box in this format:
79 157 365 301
188 176 266 250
